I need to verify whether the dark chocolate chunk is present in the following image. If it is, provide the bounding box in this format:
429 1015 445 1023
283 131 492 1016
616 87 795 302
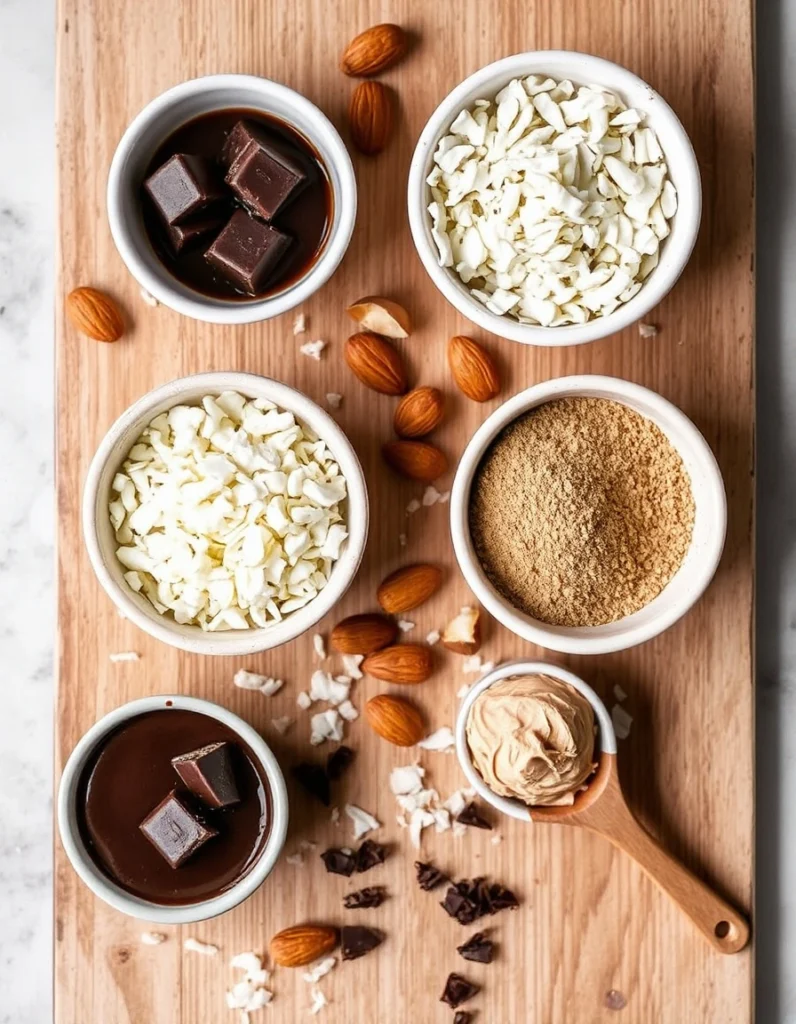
341 925 384 961
442 877 519 923
144 153 224 226
321 847 357 877
326 745 355 781
457 931 494 964
291 762 331 806
205 209 291 296
486 883 519 913
222 119 308 220
453 1013 473 1024
166 210 226 255
441 884 479 925
171 741 240 808
441 973 480 1010
355 839 386 873
139 789 217 868
415 860 446 891
343 886 386 910
456 802 493 830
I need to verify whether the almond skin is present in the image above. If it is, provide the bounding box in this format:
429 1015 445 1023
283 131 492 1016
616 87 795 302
365 694 425 745
441 606 482 655
448 335 500 402
269 924 338 967
347 296 411 338
341 23 407 77
382 440 447 481
349 81 393 155
393 386 445 438
377 563 442 613
345 332 408 395
330 613 398 654
66 286 124 342
363 644 433 684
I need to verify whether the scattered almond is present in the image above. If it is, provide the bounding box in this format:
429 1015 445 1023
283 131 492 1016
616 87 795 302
66 286 124 342
393 386 444 438
362 644 433 684
441 607 482 655
349 82 393 155
347 296 411 338
365 694 425 746
377 563 442 613
341 23 407 77
448 335 500 402
269 925 338 967
382 440 447 481
345 332 408 395
331 613 398 654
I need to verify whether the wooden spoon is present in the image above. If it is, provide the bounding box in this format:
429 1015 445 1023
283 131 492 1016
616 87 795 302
456 661 750 955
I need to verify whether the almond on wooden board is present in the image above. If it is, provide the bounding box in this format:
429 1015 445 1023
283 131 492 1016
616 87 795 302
441 606 482 655
341 23 407 77
347 296 411 338
365 694 425 746
330 613 398 654
345 332 408 395
377 563 442 613
448 335 500 402
349 81 393 155
363 644 433 684
393 386 445 438
269 924 338 967
382 440 447 481
66 286 124 342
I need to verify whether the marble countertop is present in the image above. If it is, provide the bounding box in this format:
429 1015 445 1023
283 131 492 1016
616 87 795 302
0 0 791 1021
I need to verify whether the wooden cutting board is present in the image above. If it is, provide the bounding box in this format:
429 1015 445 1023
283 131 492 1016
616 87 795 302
54 0 755 1021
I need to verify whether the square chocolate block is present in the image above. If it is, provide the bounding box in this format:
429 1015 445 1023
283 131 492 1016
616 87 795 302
144 153 225 227
222 120 308 220
166 210 226 255
171 741 240 808
139 790 218 868
205 209 292 295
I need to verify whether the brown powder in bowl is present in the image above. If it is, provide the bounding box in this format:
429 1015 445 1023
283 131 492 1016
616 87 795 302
468 397 696 627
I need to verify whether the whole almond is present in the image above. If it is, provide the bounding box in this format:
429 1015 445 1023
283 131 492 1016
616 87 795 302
66 287 124 342
365 694 425 745
345 332 408 395
331 613 398 654
349 82 393 155
347 296 411 338
341 24 407 77
382 440 447 481
363 644 433 684
393 386 445 438
269 925 338 967
377 563 442 613
448 335 500 402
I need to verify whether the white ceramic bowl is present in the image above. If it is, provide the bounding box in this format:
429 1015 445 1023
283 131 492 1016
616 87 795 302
107 74 356 324
450 375 726 654
407 51 701 347
83 371 369 656
57 695 289 924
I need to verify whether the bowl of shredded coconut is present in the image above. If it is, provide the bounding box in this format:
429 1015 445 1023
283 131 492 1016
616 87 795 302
408 51 701 346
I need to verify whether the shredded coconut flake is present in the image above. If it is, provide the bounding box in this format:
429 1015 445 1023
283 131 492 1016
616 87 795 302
341 654 363 680
140 931 166 945
297 691 312 710
271 716 293 735
300 339 326 361
302 957 336 984
406 499 421 515
313 633 326 659
426 629 440 645
422 485 442 506
184 937 219 956
140 287 159 307
613 683 628 702
325 393 343 409
397 619 415 633
309 987 328 1014
293 313 307 335
345 803 380 839
418 726 456 752
638 322 658 337
612 703 633 739
109 651 139 663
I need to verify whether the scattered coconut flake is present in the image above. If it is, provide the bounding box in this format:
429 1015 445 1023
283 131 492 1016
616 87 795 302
313 634 326 659
638 322 658 338
330 806 340 825
233 669 283 696
230 951 269 979
397 619 415 633
302 957 336 984
422 485 442 506
457 683 472 699
184 937 219 956
432 808 452 833
286 852 305 866
309 987 328 1015
438 490 450 503
613 683 628 702
479 660 495 676
426 629 440 645
310 708 344 745
345 803 380 839
341 654 363 680
299 839 317 852
325 393 343 409
389 763 425 795
297 691 312 710
462 655 482 674
418 726 456 752
300 339 326 361
271 716 293 735
491 833 504 846
140 286 159 307
226 952 273 1015
338 699 359 721
406 499 421 515
612 704 633 740
409 807 435 848
140 931 166 945
109 651 139 663
293 313 307 335
452 821 468 838
398 532 407 547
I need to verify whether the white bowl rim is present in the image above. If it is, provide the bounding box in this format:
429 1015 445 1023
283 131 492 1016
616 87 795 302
407 50 702 347
450 374 727 654
82 371 369 656
107 73 357 325
455 659 616 822
57 694 289 924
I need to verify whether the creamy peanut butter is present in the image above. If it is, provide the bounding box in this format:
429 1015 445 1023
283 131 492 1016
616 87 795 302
466 674 596 807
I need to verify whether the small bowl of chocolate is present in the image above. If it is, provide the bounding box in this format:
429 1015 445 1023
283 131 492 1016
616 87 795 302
57 695 288 923
107 74 356 323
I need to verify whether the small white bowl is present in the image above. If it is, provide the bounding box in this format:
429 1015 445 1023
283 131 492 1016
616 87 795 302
407 51 701 347
83 371 369 656
57 694 289 924
107 74 356 324
450 375 726 654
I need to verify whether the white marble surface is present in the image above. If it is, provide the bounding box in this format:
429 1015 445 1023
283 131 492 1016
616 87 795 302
0 0 791 1021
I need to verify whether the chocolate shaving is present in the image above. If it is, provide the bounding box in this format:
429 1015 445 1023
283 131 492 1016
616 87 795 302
441 886 479 925
487 882 519 912
341 925 384 960
291 762 330 806
453 1013 473 1024
442 877 519 924
456 802 493 830
457 931 494 964
441 972 479 1009
415 861 447 891
326 744 355 781
343 886 386 910
321 847 356 876
355 839 387 873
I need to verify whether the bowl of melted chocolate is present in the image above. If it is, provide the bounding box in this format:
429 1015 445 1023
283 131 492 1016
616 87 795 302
107 74 356 324
58 696 288 922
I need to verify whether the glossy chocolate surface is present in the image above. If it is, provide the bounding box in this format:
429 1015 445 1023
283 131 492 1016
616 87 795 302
77 709 271 905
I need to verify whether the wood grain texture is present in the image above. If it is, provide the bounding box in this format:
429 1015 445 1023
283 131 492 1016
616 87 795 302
54 0 755 1021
